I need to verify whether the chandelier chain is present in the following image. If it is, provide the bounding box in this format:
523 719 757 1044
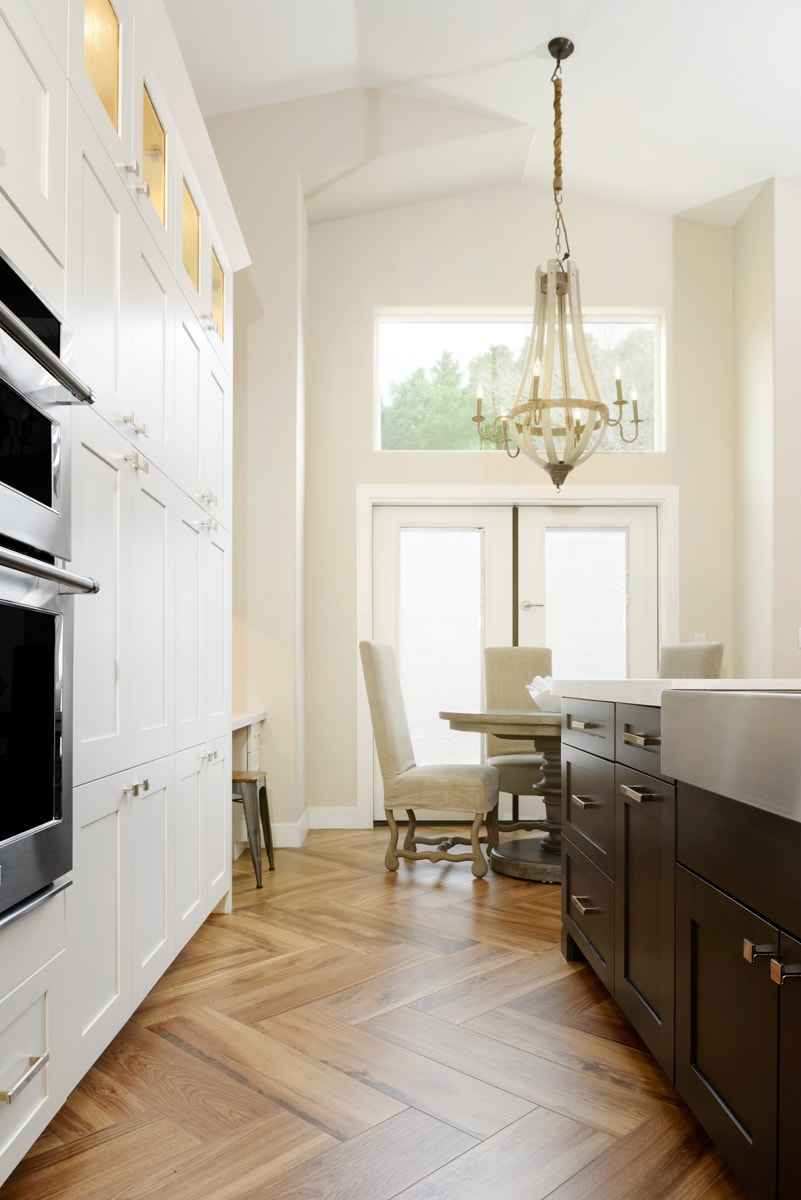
551 67 570 263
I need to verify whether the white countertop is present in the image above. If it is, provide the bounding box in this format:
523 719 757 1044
232 710 267 730
550 679 801 706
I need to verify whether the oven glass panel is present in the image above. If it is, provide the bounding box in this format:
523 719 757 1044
0 378 54 507
0 602 59 841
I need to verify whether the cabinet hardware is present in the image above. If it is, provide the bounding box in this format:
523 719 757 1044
619 784 659 803
569 718 597 731
201 750 219 763
122 451 149 473
570 794 596 809
198 490 218 506
0 1052 49 1104
623 728 661 748
141 779 150 792
134 180 150 197
201 313 219 334
122 783 140 797
119 159 141 176
770 959 801 985
743 938 779 964
122 414 150 437
570 894 600 917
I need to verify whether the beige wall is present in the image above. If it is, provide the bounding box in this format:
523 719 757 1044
210 92 737 833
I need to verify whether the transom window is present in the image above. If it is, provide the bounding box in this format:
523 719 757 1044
376 313 662 452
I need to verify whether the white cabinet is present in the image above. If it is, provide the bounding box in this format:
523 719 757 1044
70 757 173 1075
174 292 232 528
126 212 175 476
67 0 136 171
174 734 231 949
0 891 67 1182
71 408 174 785
174 490 231 751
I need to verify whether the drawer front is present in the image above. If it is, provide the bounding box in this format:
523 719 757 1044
562 841 614 991
563 745 615 876
615 703 670 780
562 698 615 758
0 889 66 1005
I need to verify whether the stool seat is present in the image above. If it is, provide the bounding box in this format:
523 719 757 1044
232 769 275 884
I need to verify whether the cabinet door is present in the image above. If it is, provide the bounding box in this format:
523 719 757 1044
562 745 615 876
129 464 174 766
174 744 204 948
204 733 232 911
127 217 174 474
614 766 675 1080
676 865 778 1198
174 494 205 752
68 0 135 168
71 410 133 785
204 522 231 739
562 839 614 991
778 930 801 1200
66 101 133 419
70 770 133 1076
0 0 67 262
129 757 173 1007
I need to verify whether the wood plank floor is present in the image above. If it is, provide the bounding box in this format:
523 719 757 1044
6 830 748 1199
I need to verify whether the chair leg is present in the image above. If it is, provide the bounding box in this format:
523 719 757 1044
469 811 488 878
239 781 263 887
403 809 417 852
486 804 500 851
257 779 275 870
385 809 400 871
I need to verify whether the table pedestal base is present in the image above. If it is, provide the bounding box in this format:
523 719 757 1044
490 835 562 883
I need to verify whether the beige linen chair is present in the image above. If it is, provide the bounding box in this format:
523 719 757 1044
485 646 553 825
359 640 500 878
658 642 724 678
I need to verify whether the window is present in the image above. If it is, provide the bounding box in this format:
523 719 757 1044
376 314 662 453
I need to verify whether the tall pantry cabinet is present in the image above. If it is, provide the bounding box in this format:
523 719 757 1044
0 0 246 1183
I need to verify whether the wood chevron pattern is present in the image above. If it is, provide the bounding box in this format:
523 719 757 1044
6 829 747 1199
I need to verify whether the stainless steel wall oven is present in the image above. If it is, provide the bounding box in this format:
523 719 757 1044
0 254 97 920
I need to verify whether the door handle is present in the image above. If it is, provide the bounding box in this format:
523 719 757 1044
520 600 544 610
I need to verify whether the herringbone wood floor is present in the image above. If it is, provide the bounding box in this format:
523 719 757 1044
6 829 748 1199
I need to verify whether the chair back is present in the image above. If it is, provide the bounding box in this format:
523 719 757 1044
484 646 553 758
359 641 416 782
658 642 724 679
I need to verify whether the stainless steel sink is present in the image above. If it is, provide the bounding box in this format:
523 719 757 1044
661 689 801 821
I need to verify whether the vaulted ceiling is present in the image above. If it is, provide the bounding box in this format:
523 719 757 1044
163 0 801 224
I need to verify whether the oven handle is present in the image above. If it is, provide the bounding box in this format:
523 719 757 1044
0 297 94 405
0 545 100 594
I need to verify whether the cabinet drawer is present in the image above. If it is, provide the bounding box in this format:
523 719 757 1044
562 698 615 758
615 703 670 780
562 841 614 991
0 889 66 1003
563 745 615 875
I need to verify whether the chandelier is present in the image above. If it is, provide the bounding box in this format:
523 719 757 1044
472 37 641 489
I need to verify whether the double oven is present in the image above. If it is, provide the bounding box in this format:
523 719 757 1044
0 255 97 921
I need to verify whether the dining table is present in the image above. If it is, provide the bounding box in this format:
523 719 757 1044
438 707 563 883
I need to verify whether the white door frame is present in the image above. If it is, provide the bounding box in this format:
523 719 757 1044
356 483 679 829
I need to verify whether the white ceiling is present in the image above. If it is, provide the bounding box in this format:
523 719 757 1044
162 0 801 224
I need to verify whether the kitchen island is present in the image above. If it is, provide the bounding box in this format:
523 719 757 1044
551 678 801 1200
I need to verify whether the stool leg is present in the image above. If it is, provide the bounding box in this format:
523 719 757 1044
258 779 275 870
240 781 263 887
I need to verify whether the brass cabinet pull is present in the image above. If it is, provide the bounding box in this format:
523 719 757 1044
122 783 140 797
569 719 597 731
568 792 594 811
570 894 600 917
743 938 778 963
619 784 659 803
623 728 662 748
0 1052 49 1104
770 959 801 985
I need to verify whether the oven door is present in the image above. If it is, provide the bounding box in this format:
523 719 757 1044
0 548 97 917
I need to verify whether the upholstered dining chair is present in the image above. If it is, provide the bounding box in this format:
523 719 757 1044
658 642 724 678
359 640 500 878
485 645 553 825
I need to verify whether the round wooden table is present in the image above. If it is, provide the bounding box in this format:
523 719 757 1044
438 708 562 883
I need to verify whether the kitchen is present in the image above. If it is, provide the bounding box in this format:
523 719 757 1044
1 0 800 1195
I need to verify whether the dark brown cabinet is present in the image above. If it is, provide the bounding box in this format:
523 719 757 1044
561 699 676 1079
675 783 801 1200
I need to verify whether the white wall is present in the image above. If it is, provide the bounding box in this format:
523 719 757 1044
209 91 736 828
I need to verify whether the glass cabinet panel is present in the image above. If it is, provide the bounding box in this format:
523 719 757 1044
211 248 224 341
182 178 200 291
83 0 120 131
142 84 166 224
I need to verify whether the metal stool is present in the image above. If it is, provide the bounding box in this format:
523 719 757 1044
232 769 275 886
